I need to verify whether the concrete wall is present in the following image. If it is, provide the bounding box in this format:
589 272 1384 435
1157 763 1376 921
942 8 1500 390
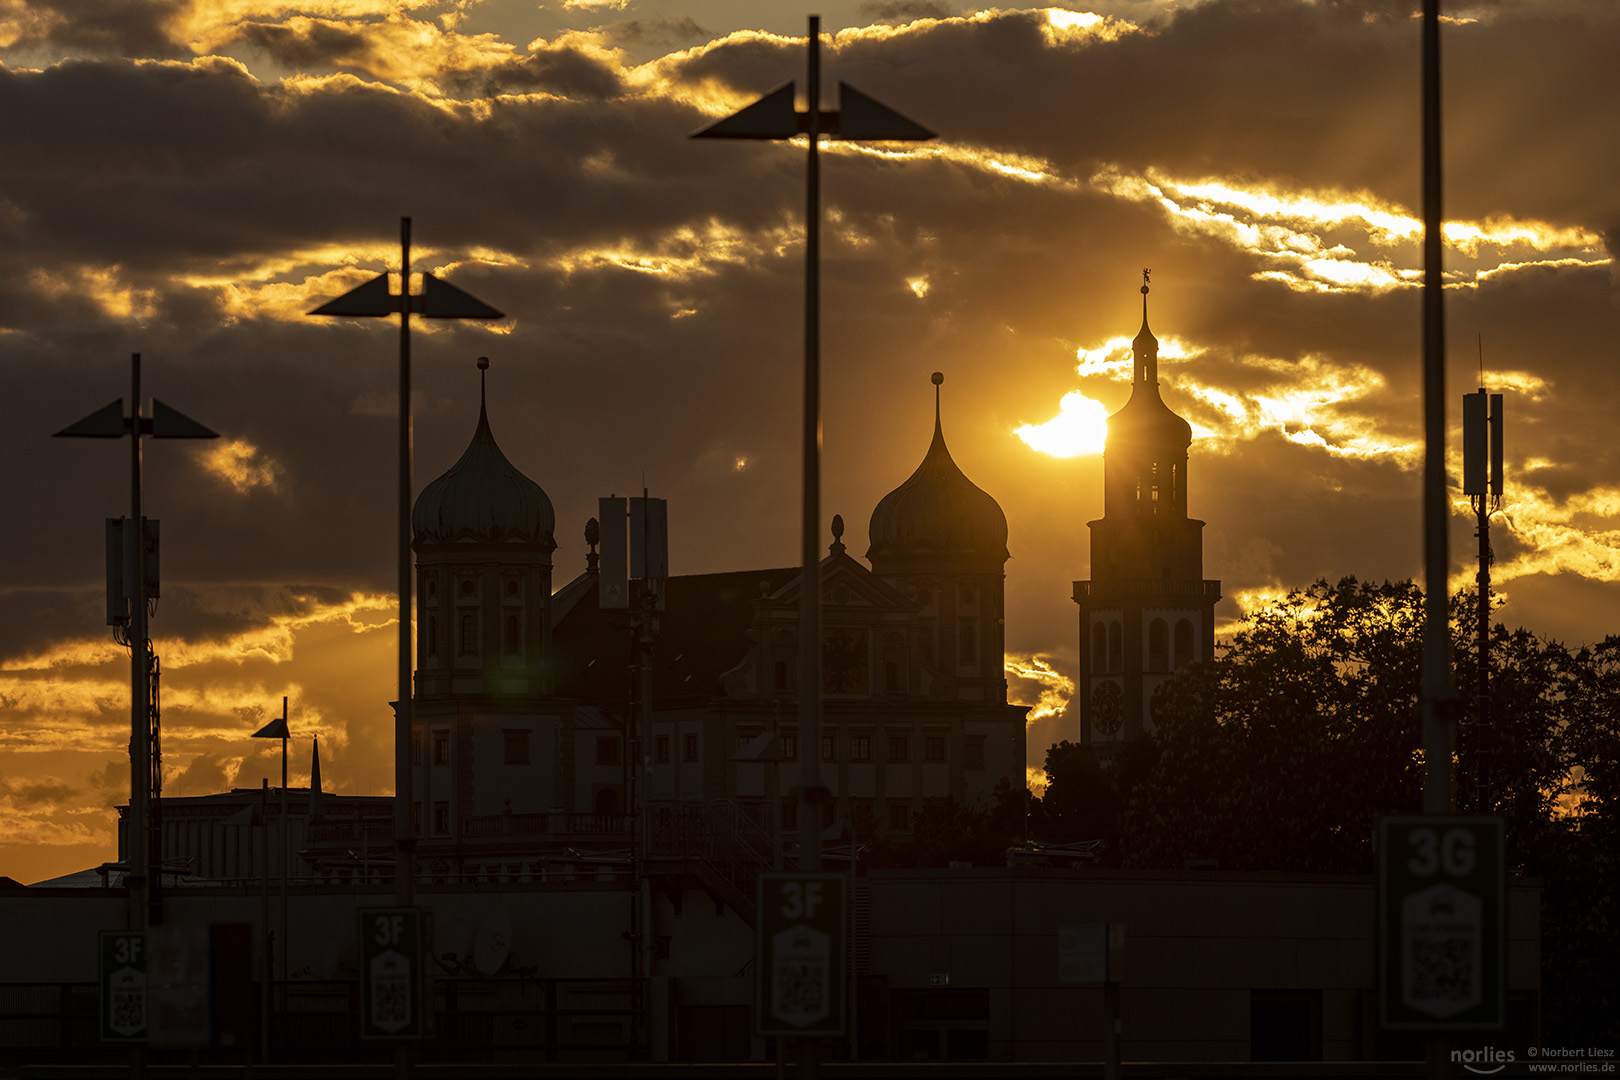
866 869 1540 1063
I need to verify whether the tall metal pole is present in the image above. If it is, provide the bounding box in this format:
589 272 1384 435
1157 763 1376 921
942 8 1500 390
129 354 149 934
798 21 824 1080
1474 494 1489 813
1419 0 1452 818
279 696 289 1020
798 14 824 879
128 354 150 1080
396 217 415 1080
1420 4 1453 1079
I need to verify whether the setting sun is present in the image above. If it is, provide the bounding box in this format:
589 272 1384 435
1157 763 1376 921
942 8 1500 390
1015 391 1109 457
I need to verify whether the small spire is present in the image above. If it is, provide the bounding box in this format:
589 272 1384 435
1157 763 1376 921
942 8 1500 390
309 735 324 821
830 513 846 555
585 516 600 573
477 356 490 415
1133 272 1159 385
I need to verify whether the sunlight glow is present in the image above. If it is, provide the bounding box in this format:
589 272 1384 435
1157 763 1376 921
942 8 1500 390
1015 392 1109 458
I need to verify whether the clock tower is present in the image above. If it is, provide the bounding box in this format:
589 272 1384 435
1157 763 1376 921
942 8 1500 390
1073 275 1220 749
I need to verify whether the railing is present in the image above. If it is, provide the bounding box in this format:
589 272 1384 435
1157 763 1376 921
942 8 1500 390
644 800 774 922
462 812 631 839
1072 578 1222 601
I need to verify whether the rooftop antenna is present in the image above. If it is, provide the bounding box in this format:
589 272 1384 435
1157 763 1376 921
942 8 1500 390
1462 346 1504 815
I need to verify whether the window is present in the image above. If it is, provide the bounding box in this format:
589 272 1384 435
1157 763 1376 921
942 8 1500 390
459 613 477 655
888 802 910 831
1092 622 1106 673
460 579 474 596
683 733 699 763
959 585 977 608
737 731 758 750
964 736 985 770
884 661 898 693
411 803 421 832
1107 621 1123 672
655 735 670 764
887 735 910 763
596 736 620 766
503 729 529 765
411 731 422 767
1174 619 1194 669
822 734 836 761
433 801 449 835
505 578 519 597
432 729 450 766
780 734 798 760
503 614 520 656
850 735 871 762
427 616 437 657
1149 619 1169 671
925 735 946 763
958 622 977 664
773 660 788 691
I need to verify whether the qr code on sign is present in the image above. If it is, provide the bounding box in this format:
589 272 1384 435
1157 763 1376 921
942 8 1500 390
775 958 826 1016
111 988 144 1030
1409 936 1473 1007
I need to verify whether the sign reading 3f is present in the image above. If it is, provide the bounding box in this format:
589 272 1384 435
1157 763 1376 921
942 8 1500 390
756 873 846 1037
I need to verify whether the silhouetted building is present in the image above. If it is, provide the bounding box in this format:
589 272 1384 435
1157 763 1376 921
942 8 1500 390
1074 281 1221 748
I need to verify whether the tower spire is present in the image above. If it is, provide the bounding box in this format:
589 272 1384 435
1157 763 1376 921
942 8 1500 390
477 355 490 417
1133 269 1158 384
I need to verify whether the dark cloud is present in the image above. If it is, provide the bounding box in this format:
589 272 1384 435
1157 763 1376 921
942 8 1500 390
859 1 956 20
459 45 626 100
225 19 373 71
7 0 188 59
2 779 79 808
601 16 713 52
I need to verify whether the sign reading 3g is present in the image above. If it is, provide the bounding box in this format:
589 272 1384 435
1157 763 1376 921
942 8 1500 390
1378 816 1505 1031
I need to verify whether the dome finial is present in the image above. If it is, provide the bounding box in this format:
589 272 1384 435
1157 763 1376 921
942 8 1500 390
931 371 944 432
477 356 490 415
830 513 846 555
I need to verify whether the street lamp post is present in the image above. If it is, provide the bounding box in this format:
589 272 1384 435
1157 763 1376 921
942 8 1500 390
56 354 218 935
309 218 502 913
694 17 933 1075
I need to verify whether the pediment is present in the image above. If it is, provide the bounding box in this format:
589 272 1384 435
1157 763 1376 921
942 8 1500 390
766 551 914 613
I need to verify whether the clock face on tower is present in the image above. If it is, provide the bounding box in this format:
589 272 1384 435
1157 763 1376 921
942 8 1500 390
1091 680 1123 737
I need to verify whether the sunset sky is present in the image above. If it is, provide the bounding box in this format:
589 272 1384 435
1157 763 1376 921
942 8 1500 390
1 0 1615 883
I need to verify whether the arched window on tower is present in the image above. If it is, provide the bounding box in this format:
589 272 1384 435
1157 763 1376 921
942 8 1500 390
1148 619 1168 671
1171 462 1182 512
1150 462 1161 516
1174 619 1194 669
1107 621 1123 673
460 613 477 655
1092 622 1107 673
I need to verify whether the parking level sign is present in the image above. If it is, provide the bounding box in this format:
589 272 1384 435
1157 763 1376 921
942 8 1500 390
99 930 147 1042
358 908 423 1039
756 873 846 1037
1379 816 1505 1030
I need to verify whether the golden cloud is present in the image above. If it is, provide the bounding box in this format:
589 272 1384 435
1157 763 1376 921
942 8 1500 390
1092 167 1612 295
1005 652 1074 725
200 438 285 493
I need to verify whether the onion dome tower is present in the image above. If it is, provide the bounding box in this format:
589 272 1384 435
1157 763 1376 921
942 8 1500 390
412 357 557 698
1074 275 1220 749
868 372 1011 705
